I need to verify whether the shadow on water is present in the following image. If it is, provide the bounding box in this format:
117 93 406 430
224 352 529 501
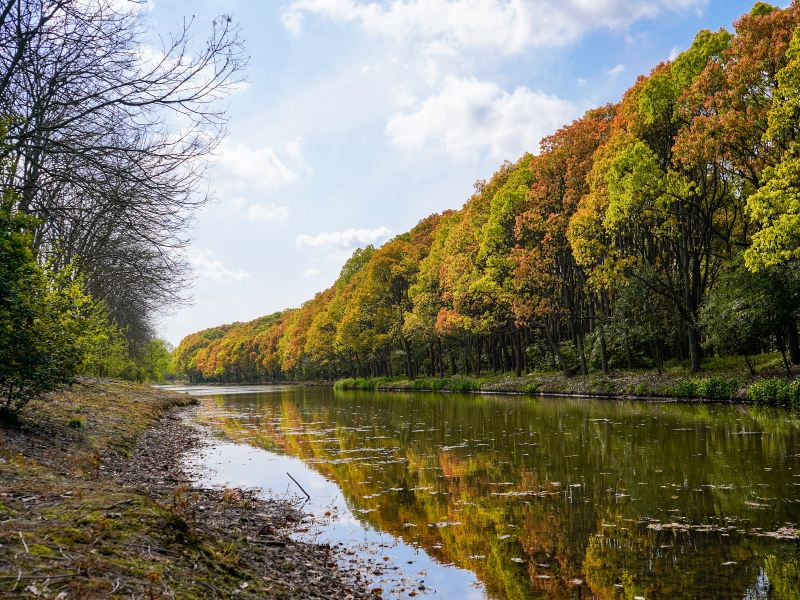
164 384 800 599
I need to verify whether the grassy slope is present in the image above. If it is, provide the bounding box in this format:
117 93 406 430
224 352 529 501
335 353 800 406
0 380 298 598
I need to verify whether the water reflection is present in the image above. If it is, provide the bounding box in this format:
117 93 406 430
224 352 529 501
177 385 800 599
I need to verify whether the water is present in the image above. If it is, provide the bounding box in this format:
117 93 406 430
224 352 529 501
165 384 800 599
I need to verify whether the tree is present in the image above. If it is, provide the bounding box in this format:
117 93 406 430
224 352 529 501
745 26 800 270
513 109 614 375
701 265 773 374
0 0 246 348
0 194 91 417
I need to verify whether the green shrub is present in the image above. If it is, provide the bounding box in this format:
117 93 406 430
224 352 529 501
447 376 478 393
1 195 99 418
412 377 447 391
671 380 697 398
67 418 83 429
522 382 540 395
592 378 615 395
333 378 354 390
695 377 739 400
748 379 800 408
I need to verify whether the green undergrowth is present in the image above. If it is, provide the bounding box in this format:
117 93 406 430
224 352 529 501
335 356 800 407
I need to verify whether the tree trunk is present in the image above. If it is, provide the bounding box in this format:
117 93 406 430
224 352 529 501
599 325 609 375
402 339 413 379
624 334 634 370
514 331 523 377
688 325 702 374
543 326 571 376
743 353 756 376
577 333 588 376
787 319 800 366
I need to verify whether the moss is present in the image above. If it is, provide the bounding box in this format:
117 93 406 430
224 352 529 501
27 543 58 557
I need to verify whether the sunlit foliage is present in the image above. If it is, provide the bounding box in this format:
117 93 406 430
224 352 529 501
174 2 800 382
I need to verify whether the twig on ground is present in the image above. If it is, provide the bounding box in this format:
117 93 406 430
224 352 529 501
18 531 28 554
287 473 311 501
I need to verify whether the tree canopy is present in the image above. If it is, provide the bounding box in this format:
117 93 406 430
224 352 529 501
174 2 800 383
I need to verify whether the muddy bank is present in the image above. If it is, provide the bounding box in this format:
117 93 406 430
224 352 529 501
0 379 370 598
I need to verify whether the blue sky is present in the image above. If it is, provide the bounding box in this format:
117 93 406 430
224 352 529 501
149 0 761 346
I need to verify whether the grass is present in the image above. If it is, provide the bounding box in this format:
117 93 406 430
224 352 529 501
334 352 799 405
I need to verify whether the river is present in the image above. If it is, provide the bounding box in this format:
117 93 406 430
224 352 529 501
165 384 800 599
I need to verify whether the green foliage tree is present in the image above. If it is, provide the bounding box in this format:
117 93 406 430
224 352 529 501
0 196 92 417
746 27 800 269
131 338 173 383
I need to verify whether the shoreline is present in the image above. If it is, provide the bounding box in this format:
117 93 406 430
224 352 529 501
0 379 370 599
332 371 800 408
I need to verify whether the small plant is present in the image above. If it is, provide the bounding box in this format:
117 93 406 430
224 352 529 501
447 376 478 393
695 377 739 400
671 380 697 398
522 382 540 395
67 417 83 429
592 378 615 395
748 379 800 408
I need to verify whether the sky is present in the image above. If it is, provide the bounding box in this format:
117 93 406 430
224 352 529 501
148 0 763 346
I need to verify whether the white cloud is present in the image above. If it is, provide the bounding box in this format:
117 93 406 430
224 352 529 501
186 247 250 283
284 136 306 162
246 203 290 221
669 46 681 61
215 140 299 191
608 63 625 75
296 226 392 249
109 0 154 14
282 0 707 54
210 138 309 217
385 75 576 161
303 267 322 277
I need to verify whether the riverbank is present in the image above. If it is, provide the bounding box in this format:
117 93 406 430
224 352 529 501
335 360 800 407
0 379 369 598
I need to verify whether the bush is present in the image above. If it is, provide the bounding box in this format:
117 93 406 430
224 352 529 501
671 380 697 398
591 377 615 395
667 377 739 400
333 378 355 390
695 377 739 400
447 376 479 392
522 382 540 395
0 197 96 418
748 379 800 408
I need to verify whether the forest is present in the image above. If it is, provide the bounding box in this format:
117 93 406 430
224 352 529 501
174 2 800 387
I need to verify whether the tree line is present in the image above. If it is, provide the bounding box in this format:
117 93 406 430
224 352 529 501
173 2 800 384
1 0 245 416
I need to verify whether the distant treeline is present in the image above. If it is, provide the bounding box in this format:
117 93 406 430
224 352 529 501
174 3 800 384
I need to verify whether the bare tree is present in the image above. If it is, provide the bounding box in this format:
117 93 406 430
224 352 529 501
0 0 246 345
